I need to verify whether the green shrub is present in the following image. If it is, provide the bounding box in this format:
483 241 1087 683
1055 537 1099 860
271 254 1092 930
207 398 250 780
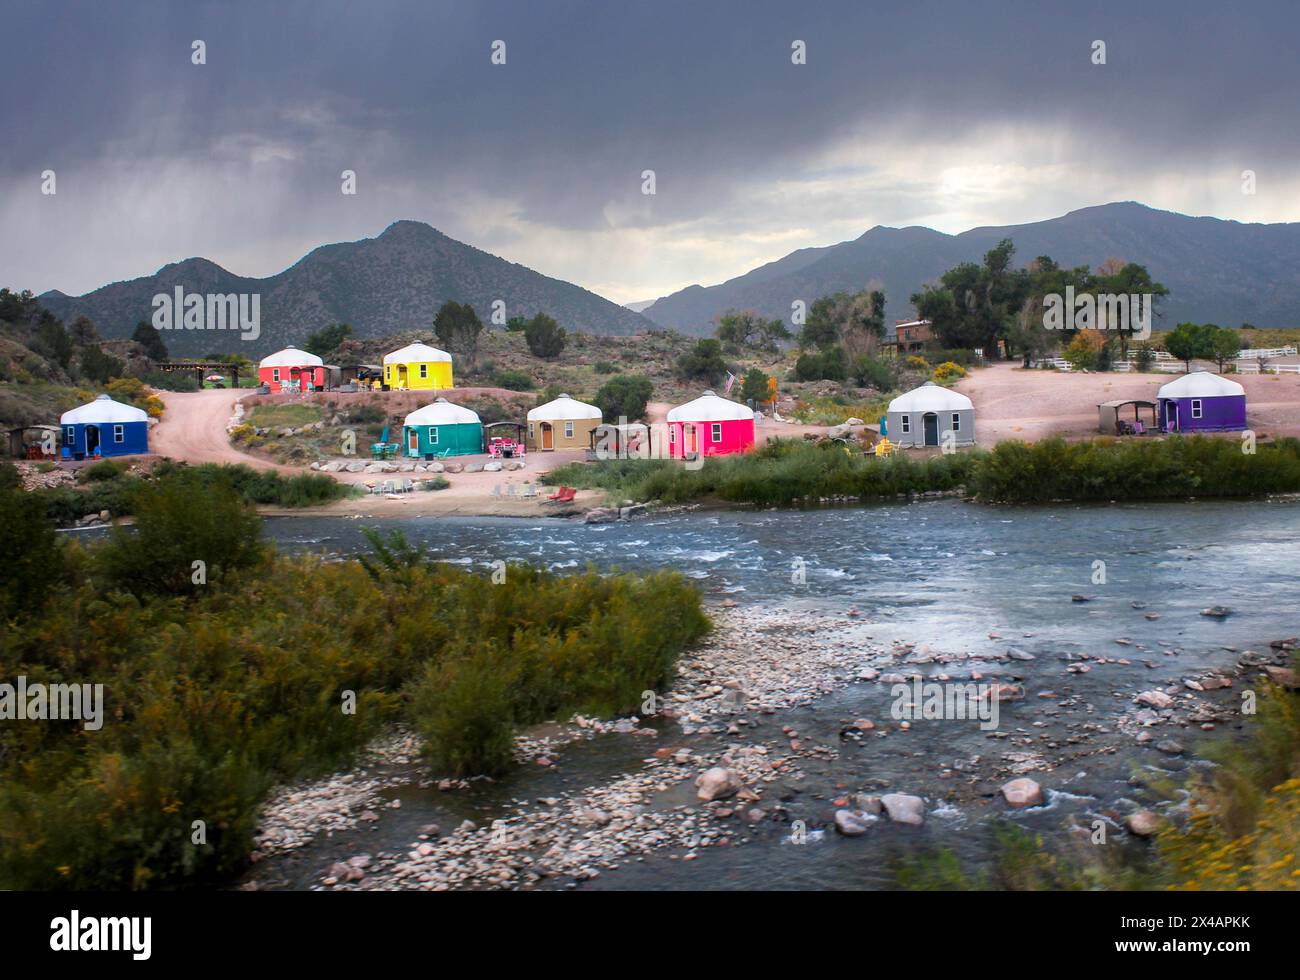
493 369 535 391
82 459 129 482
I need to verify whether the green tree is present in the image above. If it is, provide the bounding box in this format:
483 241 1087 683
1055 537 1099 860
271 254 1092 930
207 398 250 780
523 313 567 359
30 316 73 370
304 322 353 358
434 301 485 365
131 320 169 361
1164 322 1216 371
69 315 99 346
1208 327 1242 371
593 374 654 421
98 469 266 597
78 345 124 384
715 310 791 353
504 315 528 333
675 339 728 385
0 466 67 619
740 368 769 404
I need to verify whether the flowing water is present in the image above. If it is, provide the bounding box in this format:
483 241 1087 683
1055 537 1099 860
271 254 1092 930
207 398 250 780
251 498 1300 889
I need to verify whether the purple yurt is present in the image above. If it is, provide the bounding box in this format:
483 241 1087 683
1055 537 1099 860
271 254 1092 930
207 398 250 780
1157 371 1246 433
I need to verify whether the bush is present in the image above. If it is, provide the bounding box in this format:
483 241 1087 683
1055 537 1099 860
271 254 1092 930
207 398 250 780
676 339 728 385
851 355 895 390
932 361 966 382
594 374 654 422
81 459 129 482
793 345 847 382
523 314 567 358
593 360 617 374
493 369 535 391
97 469 267 597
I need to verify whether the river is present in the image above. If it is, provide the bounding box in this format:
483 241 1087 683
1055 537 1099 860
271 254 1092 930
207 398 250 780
246 497 1300 890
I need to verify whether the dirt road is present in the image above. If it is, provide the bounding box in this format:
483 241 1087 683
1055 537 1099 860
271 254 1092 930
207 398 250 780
151 388 292 472
954 361 1300 443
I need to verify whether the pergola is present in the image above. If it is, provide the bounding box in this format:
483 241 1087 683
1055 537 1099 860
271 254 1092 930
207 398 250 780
1098 399 1158 435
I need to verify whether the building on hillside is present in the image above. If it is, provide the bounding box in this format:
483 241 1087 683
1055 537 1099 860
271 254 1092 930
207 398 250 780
60 394 149 459
402 398 482 458
884 318 934 356
886 381 975 448
383 343 453 390
258 347 325 392
1157 371 1247 432
666 390 756 458
527 393 602 451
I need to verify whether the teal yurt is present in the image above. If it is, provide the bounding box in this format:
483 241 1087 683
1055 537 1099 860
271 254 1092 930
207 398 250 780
403 398 482 458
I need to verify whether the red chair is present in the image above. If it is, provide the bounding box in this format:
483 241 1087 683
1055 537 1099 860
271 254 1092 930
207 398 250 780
546 486 576 503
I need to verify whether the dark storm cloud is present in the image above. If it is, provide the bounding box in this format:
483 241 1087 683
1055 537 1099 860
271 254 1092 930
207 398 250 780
3 0 1299 297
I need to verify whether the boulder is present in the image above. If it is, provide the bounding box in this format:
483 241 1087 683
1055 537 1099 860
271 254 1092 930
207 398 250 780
483 461 503 472
880 793 925 826
1136 690 1174 709
1000 777 1045 809
834 809 874 836
344 462 366 473
426 462 445 473
695 767 743 802
1126 810 1163 837
463 462 484 473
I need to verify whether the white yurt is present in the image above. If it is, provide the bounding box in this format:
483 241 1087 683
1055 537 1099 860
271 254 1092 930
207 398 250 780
886 381 975 448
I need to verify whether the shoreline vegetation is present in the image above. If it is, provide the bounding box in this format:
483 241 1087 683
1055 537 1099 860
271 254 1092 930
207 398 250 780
0 471 708 889
544 435 1300 508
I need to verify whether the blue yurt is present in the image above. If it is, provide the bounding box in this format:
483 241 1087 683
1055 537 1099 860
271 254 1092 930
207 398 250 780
60 394 149 459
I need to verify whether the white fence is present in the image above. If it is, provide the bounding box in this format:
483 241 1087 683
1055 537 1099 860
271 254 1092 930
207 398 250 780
1236 362 1300 374
1237 346 1297 361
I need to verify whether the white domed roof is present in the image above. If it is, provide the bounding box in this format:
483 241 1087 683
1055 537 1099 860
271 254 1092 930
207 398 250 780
666 390 755 423
259 347 323 369
888 382 973 413
528 393 601 422
61 394 148 425
404 398 480 427
1158 371 1244 399
384 342 452 365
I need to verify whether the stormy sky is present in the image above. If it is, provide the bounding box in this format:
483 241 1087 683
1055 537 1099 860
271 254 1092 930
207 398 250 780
3 0 1298 303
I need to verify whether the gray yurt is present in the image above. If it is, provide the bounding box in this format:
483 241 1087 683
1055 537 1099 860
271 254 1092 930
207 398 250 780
886 382 975 448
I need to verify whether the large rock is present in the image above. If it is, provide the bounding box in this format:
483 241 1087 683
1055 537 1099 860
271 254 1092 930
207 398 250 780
880 793 925 826
1136 690 1174 709
584 507 618 524
1000 777 1045 809
463 462 484 473
426 462 445 473
344 462 366 473
1126 810 1163 837
695 767 743 802
834 809 874 836
483 461 503 472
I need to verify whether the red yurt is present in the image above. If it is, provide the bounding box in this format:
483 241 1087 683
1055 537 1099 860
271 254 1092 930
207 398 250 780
666 389 756 458
258 347 325 392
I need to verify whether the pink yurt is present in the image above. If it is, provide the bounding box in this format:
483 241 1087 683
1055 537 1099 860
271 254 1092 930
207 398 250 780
666 389 756 458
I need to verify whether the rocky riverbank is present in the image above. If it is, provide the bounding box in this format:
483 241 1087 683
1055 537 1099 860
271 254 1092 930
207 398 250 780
242 598 1299 891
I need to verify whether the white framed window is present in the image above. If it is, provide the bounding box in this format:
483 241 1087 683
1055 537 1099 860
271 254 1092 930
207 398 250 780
1191 399 1203 419
901 416 911 434
564 421 574 438
65 426 75 443
428 427 438 444
528 423 534 439
419 364 428 378
272 368 280 383
113 424 124 443
711 422 722 442
951 413 961 431
668 426 676 444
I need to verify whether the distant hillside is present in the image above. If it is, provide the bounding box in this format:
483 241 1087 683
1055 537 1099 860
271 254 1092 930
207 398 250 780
39 221 656 356
642 202 1300 333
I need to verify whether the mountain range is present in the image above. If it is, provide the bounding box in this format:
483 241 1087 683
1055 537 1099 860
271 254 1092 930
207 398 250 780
640 202 1300 332
37 203 1300 357
38 220 655 356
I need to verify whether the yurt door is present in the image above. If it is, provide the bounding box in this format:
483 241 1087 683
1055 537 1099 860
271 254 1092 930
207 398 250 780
541 423 554 450
686 424 698 455
1165 402 1178 431
923 413 939 446
85 424 100 456
408 428 419 455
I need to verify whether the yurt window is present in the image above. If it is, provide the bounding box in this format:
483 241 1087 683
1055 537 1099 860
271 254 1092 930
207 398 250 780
428 427 439 444
951 413 961 431
113 425 124 443
669 427 676 444
419 364 428 379
565 421 574 438
65 426 75 443
528 423 534 439
901 416 911 434
272 369 281 383
711 423 722 442
1191 399 1203 419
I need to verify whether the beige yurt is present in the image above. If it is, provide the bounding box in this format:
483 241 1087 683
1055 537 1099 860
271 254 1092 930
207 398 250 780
526 393 602 451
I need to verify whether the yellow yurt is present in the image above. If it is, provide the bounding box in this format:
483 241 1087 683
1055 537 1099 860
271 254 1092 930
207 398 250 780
383 342 453 390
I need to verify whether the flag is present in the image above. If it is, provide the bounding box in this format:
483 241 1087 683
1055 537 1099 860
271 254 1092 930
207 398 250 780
723 371 737 394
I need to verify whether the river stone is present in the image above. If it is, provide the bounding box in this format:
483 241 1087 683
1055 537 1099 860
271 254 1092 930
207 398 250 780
1136 690 1174 709
483 461 503 472
1000 777 1045 808
695 767 742 802
850 793 883 814
1126 810 1163 837
834 809 873 836
344 462 366 473
443 462 463 474
1155 739 1185 755
1264 666 1299 689
463 462 484 473
880 793 925 825
426 462 444 473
